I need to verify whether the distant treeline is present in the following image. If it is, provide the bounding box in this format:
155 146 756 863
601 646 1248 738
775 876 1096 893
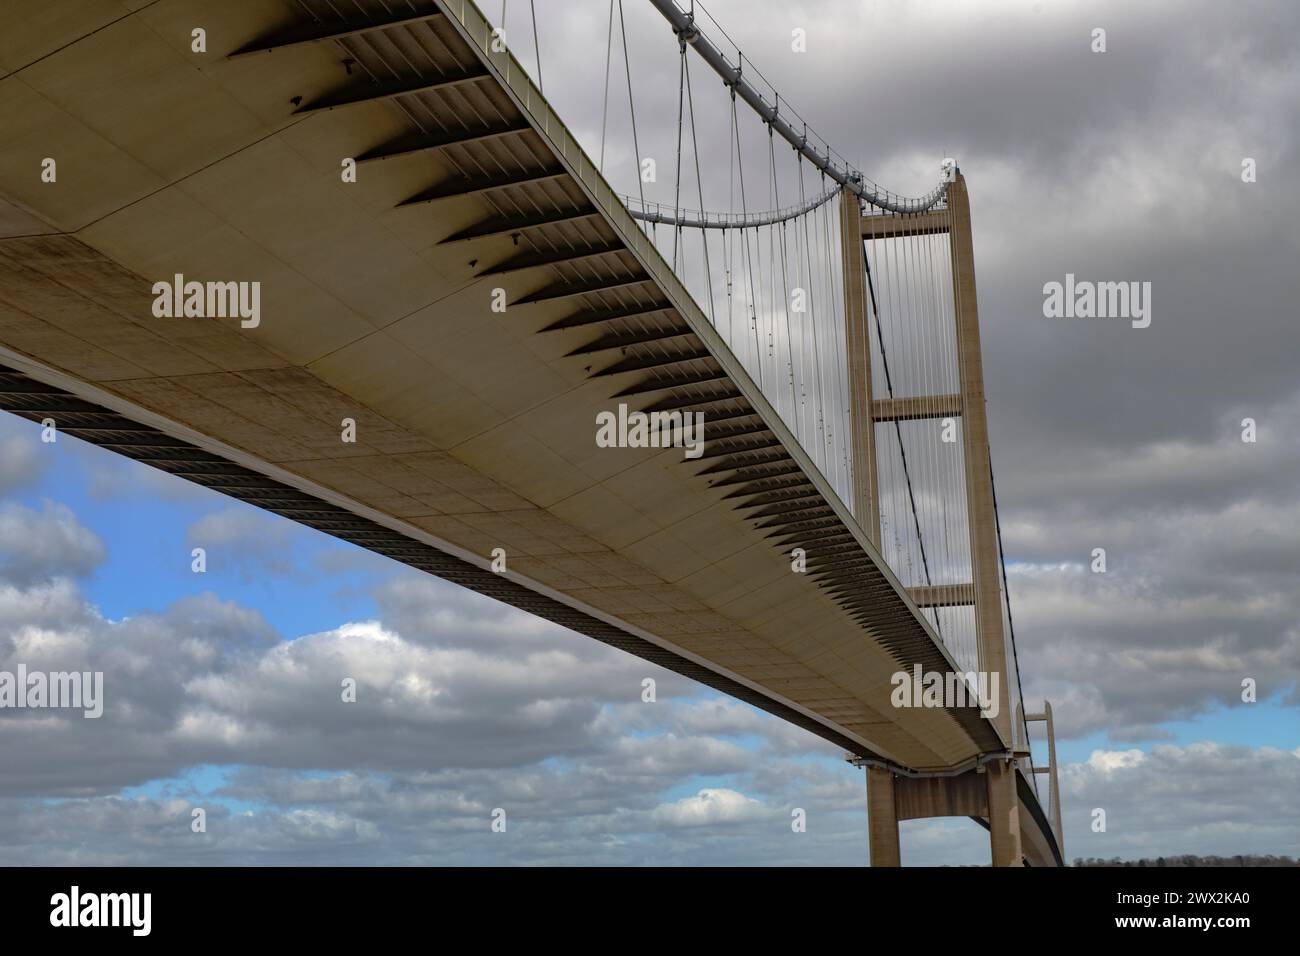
1073 855 1298 867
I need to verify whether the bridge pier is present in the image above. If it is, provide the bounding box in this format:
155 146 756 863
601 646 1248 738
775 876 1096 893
866 767 901 866
859 759 1028 866
985 759 1023 867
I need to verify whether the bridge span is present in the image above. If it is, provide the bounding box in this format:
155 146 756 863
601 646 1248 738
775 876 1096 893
0 0 1062 865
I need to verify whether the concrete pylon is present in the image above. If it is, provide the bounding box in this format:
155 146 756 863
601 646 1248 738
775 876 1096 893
948 170 1022 865
866 767 901 866
946 170 1013 748
838 187 880 544
986 759 1023 866
847 171 1028 867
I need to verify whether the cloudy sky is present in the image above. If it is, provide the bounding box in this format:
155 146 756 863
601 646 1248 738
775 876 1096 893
0 0 1297 865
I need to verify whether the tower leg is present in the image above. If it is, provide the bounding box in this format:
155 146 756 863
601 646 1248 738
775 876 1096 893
838 188 880 543
867 766 901 866
985 759 1022 866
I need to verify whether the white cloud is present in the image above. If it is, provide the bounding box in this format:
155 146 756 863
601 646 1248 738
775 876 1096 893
1085 749 1147 773
652 788 768 827
0 501 105 584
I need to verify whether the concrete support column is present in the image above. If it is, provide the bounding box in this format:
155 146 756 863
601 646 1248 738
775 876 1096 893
866 766 901 866
985 759 1023 867
947 171 1013 747
838 188 880 545
1044 701 1063 857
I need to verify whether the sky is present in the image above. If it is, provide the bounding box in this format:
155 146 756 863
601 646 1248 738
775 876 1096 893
0 0 1297 866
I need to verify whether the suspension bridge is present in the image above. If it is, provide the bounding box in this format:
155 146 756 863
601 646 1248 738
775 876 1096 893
0 0 1062 865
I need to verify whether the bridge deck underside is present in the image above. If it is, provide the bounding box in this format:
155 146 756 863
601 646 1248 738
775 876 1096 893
0 0 1016 776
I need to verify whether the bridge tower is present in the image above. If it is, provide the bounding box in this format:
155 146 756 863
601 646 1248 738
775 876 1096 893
842 170 1027 867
